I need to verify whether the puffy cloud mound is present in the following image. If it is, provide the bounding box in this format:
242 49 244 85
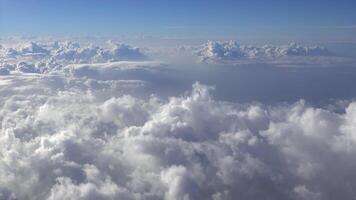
0 42 49 58
196 41 334 63
1 81 356 200
15 62 41 73
0 41 148 74
51 42 147 63
20 42 50 56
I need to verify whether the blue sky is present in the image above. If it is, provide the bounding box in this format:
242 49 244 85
0 0 355 41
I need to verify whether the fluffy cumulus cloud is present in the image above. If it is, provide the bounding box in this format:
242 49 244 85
1 78 356 199
195 41 353 65
0 41 148 75
50 42 147 63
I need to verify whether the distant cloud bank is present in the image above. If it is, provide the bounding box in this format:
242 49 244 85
195 41 335 63
1 39 355 75
0 41 148 74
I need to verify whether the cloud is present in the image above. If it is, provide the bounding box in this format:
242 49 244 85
1 39 355 72
1 38 356 200
0 67 10 75
20 42 50 57
15 62 42 73
195 41 342 65
68 61 167 80
1 77 356 199
0 41 148 75
50 41 147 63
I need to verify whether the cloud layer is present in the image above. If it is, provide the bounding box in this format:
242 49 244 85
1 79 356 199
1 39 356 200
2 40 355 71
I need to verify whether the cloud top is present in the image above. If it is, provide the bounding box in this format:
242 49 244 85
196 41 334 63
1 80 356 199
0 41 148 74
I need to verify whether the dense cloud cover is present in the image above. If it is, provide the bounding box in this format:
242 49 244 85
1 39 356 199
1 77 356 199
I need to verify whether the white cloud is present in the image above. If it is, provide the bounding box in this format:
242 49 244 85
194 41 353 65
0 41 148 75
1 78 356 199
51 42 147 64
1 39 355 71
20 42 50 57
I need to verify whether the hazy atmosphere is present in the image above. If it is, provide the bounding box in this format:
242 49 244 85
1 0 356 200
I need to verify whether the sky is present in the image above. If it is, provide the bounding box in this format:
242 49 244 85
1 0 356 42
